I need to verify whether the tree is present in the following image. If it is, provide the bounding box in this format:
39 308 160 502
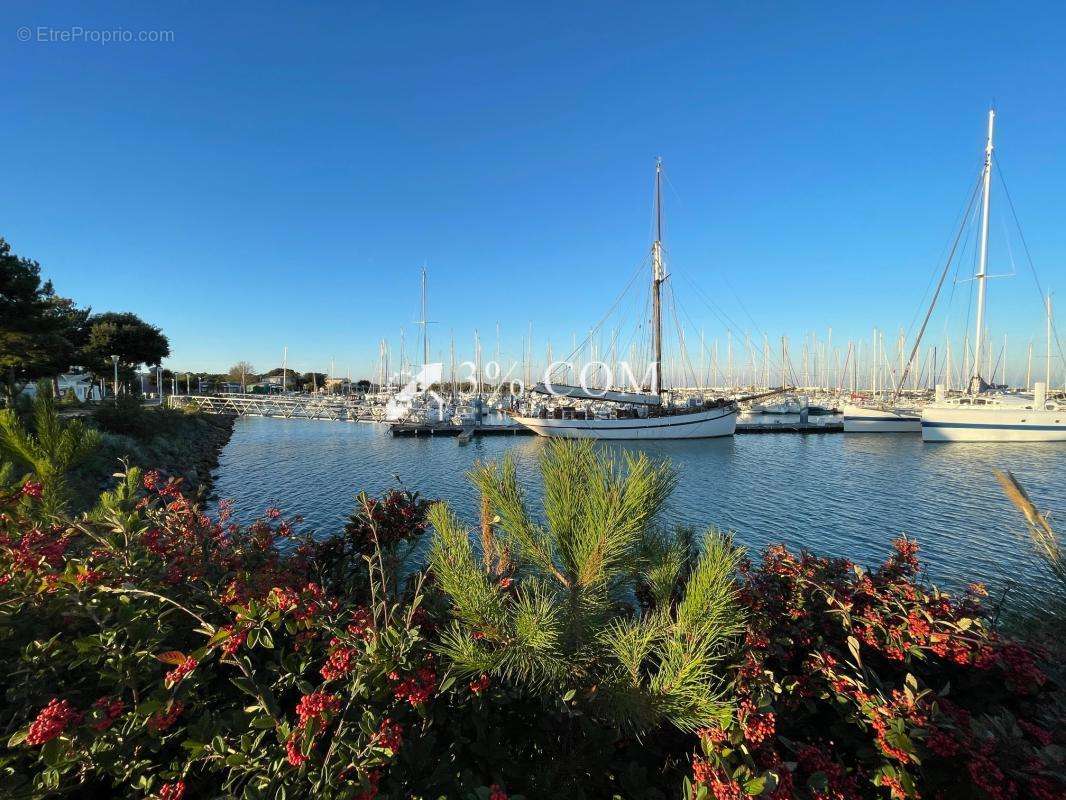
0 238 84 403
301 372 326 390
227 361 255 385
78 312 170 385
429 439 744 735
0 382 100 514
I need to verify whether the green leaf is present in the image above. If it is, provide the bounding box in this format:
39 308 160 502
7 729 28 747
846 635 862 667
743 776 766 795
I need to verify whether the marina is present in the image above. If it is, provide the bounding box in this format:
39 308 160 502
6 7 1066 797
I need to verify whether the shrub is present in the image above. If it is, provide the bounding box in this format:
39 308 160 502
0 449 1061 800
430 439 744 736
90 395 154 439
0 470 442 798
0 382 100 515
684 539 1065 800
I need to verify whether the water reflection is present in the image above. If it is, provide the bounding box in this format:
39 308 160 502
212 417 1064 618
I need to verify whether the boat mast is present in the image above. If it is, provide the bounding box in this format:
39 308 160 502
419 266 429 372
651 158 665 396
971 108 995 390
1047 293 1053 390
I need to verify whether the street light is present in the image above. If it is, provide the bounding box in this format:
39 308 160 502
110 355 120 399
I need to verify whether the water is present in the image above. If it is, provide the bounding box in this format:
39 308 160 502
212 416 1065 618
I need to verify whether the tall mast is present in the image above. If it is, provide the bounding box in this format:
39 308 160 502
1047 292 1054 389
651 158 665 396
972 108 995 390
419 266 429 370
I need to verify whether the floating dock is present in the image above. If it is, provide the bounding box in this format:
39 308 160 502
390 420 844 437
389 423 533 437
736 420 842 434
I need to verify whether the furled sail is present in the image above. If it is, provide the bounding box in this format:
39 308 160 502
529 382 662 406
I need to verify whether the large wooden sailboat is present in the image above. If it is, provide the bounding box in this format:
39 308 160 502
921 110 1066 442
511 161 739 440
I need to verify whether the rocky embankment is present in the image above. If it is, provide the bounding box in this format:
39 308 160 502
70 409 238 510
167 412 237 498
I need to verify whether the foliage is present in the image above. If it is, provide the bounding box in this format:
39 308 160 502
995 469 1064 591
0 472 451 799
0 238 86 403
0 444 1061 800
430 439 744 735
329 490 431 594
684 539 1065 800
91 395 159 439
228 362 257 384
78 311 170 379
0 382 100 515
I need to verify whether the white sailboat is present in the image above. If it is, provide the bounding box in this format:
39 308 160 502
512 160 738 440
922 110 1066 442
842 402 921 433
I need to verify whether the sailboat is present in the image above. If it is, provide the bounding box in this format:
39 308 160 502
511 160 739 440
842 400 921 433
384 267 453 423
922 110 1066 442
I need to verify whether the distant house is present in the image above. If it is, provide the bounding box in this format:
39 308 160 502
20 373 101 402
324 377 351 394
58 373 101 402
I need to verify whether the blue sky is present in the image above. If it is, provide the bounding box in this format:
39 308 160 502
2 2 1064 383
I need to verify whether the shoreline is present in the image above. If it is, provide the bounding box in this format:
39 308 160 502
68 409 237 510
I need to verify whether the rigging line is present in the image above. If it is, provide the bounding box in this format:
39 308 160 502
669 284 704 388
677 275 797 379
902 171 986 342
547 253 650 380
618 290 652 375
993 154 1066 366
720 271 768 342
894 171 984 397
677 270 755 346
940 191 979 336
667 290 694 388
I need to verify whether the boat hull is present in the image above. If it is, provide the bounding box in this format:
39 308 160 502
921 406 1066 442
512 406 738 440
842 404 921 433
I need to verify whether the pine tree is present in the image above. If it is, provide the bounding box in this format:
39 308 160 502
0 382 100 515
429 439 744 734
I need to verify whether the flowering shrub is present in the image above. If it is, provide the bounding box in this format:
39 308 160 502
685 538 1065 800
0 468 442 798
1 454 1062 800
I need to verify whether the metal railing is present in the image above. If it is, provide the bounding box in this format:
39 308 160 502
167 393 382 422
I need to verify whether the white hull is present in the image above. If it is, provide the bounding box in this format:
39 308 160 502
512 406 738 440
842 404 921 433
921 405 1066 442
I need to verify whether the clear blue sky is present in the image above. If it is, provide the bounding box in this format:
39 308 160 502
3 1 1064 383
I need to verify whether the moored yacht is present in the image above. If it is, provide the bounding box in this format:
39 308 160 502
842 401 921 433
511 160 739 440
921 110 1065 443
922 382 1065 442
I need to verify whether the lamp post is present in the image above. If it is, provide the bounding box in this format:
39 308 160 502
111 355 120 399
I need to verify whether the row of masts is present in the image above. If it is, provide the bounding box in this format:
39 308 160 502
359 311 1059 396
278 120 1063 399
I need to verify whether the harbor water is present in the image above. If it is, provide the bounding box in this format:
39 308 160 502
212 415 1065 619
